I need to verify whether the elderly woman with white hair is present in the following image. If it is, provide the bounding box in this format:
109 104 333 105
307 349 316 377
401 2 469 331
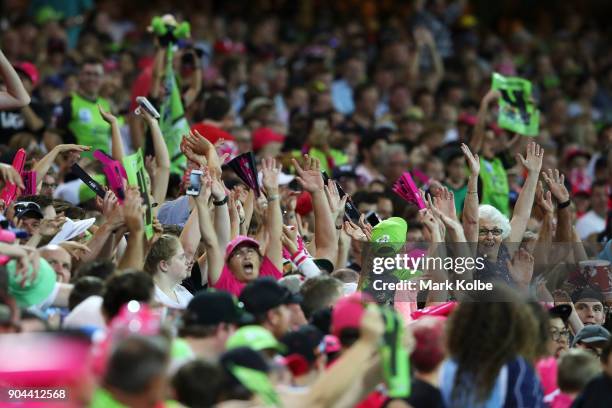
462 142 544 288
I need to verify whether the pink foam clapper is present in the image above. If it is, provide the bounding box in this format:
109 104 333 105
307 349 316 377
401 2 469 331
410 301 457 320
21 171 36 196
392 172 426 210
227 152 261 197
93 150 127 203
0 148 26 207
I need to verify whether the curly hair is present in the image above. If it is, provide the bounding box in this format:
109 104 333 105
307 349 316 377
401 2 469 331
446 286 538 405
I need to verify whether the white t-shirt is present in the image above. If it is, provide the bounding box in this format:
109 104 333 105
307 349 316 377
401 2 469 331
576 210 606 240
154 284 193 309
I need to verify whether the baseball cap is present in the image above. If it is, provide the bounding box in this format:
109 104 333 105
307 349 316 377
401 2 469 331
7 258 57 307
14 202 44 220
332 165 358 180
252 127 285 152
239 277 302 315
14 62 39 86
225 235 261 261
370 217 407 254
571 325 611 347
571 286 604 304
243 98 274 122
226 325 285 352
331 292 373 337
548 304 572 322
313 258 334 274
183 291 253 327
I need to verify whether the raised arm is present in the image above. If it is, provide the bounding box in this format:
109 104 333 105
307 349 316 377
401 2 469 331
32 144 90 192
461 143 480 243
118 187 145 270
470 89 500 154
211 176 231 250
99 104 125 161
292 155 338 265
509 142 544 246
0 49 30 109
150 46 166 100
143 109 170 210
533 183 554 267
194 172 223 286
261 157 283 271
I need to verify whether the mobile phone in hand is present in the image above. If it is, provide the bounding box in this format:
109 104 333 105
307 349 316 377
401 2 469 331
186 170 203 196
365 211 381 227
135 96 160 119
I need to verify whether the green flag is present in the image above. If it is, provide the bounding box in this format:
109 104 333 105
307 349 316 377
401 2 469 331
159 45 189 175
380 307 411 398
123 149 154 239
491 73 540 136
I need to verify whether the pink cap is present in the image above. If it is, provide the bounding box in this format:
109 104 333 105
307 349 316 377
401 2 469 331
14 62 39 86
331 293 373 337
252 127 285 152
225 235 261 260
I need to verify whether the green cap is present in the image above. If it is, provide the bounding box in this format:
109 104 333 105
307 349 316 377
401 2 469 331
370 217 407 254
226 325 285 353
7 258 57 308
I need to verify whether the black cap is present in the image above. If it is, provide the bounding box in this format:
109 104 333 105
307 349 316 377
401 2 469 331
220 347 269 386
313 258 334 274
571 286 604 303
184 291 253 326
549 304 572 322
332 164 357 180
239 277 303 315
14 202 43 220
281 325 324 363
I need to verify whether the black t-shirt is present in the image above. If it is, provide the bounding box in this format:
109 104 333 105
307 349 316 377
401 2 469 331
571 374 612 408
384 379 445 408
0 100 50 142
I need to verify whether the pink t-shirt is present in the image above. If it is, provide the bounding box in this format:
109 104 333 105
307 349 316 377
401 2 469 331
212 257 282 296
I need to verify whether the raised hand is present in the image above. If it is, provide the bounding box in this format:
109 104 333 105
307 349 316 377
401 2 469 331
542 168 570 203
324 179 348 221
506 247 534 288
59 241 92 261
98 104 118 124
461 143 480 176
357 214 374 240
0 163 24 189
261 157 281 194
343 219 370 243
39 215 66 237
432 186 458 222
281 225 299 255
123 187 144 233
535 181 554 215
517 142 544 174
211 175 227 202
292 155 324 193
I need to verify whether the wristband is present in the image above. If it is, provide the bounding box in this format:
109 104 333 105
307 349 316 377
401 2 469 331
290 249 309 268
213 196 229 206
267 194 279 202
558 200 571 209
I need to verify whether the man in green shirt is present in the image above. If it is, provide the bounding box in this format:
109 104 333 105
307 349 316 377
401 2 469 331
56 58 111 159
442 147 468 217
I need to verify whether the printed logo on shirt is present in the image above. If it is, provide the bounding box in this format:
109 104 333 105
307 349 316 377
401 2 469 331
78 108 92 123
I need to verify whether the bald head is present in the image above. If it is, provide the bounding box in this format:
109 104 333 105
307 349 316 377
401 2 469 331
38 245 72 283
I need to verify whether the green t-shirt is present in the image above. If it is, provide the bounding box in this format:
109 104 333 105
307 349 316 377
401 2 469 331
479 156 510 217
63 93 112 159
